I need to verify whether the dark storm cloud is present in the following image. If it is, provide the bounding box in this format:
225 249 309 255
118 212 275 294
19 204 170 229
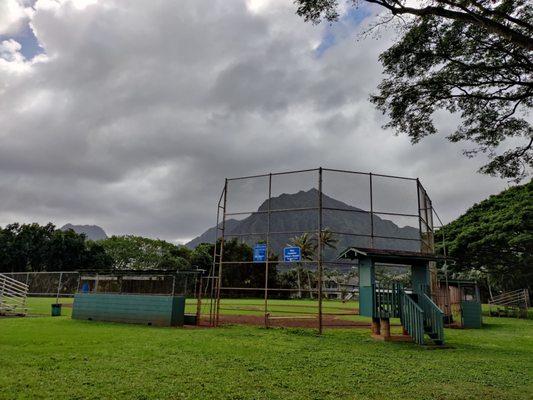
0 0 510 242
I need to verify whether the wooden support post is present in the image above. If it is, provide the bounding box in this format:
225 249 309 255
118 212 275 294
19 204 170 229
381 318 391 339
371 317 381 336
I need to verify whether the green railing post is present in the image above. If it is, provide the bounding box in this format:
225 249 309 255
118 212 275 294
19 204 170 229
401 291 425 345
418 293 445 345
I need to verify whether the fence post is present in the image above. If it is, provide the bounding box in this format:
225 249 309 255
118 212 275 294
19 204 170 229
0 275 4 306
55 272 63 304
317 167 323 334
264 173 272 327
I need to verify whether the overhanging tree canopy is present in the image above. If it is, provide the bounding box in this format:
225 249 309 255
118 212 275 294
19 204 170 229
295 0 532 181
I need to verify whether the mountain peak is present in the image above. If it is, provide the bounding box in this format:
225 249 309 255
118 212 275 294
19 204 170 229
186 189 419 253
60 224 108 241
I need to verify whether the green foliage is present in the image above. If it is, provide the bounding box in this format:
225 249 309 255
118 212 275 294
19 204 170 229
289 232 316 261
99 235 191 270
372 15 532 181
218 239 277 295
295 0 533 181
0 223 111 272
289 228 338 258
436 180 532 293
289 230 338 298
189 242 214 271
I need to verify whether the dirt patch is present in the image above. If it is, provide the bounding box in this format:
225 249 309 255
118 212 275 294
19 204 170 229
200 314 376 329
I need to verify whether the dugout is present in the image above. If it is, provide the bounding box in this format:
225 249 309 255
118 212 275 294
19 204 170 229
72 269 204 327
435 279 482 328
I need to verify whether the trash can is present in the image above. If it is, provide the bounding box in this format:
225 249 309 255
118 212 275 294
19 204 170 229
51 303 62 317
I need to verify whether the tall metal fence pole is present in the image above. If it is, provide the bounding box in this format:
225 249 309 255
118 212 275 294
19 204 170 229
209 188 224 326
317 167 323 334
264 173 272 327
55 272 63 303
215 179 228 327
416 179 423 253
369 173 374 249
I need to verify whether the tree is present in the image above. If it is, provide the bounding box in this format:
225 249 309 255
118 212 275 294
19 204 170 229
189 243 214 272
0 223 113 272
44 228 88 271
295 0 532 181
289 232 317 298
85 241 114 269
1 223 56 271
99 235 190 270
435 180 532 296
319 228 338 252
288 229 337 298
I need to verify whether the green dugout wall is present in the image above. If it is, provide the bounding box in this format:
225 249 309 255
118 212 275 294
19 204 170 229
72 293 186 327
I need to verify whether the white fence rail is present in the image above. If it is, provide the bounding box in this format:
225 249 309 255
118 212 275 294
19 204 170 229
489 289 529 318
0 273 29 316
4 271 79 299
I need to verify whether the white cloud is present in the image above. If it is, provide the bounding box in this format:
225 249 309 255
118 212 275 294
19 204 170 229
0 0 28 35
0 0 510 241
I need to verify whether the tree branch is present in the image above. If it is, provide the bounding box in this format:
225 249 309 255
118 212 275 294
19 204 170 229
365 0 533 51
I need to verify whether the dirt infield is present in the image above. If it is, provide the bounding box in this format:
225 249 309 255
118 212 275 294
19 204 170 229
201 314 376 329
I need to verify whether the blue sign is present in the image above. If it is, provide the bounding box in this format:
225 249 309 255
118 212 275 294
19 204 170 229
253 243 267 263
283 246 301 262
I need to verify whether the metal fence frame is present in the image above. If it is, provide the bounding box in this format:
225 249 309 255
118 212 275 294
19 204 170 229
212 167 436 333
4 271 79 302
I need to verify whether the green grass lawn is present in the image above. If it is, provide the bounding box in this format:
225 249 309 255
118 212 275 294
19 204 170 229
25 297 362 319
1 312 532 399
26 297 74 317
482 303 533 319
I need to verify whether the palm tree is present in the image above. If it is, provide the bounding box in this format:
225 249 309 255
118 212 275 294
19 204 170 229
289 233 316 299
318 228 338 252
288 230 338 299
316 228 338 299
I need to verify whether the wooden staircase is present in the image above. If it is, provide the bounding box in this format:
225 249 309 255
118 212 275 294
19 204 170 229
373 283 444 346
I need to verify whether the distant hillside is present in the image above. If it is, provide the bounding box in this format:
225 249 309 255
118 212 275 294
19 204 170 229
61 224 108 241
186 219 240 249
186 188 420 257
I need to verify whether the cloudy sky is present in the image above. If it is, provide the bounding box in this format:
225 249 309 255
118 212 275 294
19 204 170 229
0 0 513 243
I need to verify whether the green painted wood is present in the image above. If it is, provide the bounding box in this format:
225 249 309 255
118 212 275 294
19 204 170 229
418 293 445 344
360 286 374 317
411 263 430 294
372 282 402 318
358 257 375 317
401 292 425 345
461 301 482 328
72 294 185 327
171 296 185 326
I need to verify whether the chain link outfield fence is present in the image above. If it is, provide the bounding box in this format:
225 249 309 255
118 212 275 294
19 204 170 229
4 271 80 299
